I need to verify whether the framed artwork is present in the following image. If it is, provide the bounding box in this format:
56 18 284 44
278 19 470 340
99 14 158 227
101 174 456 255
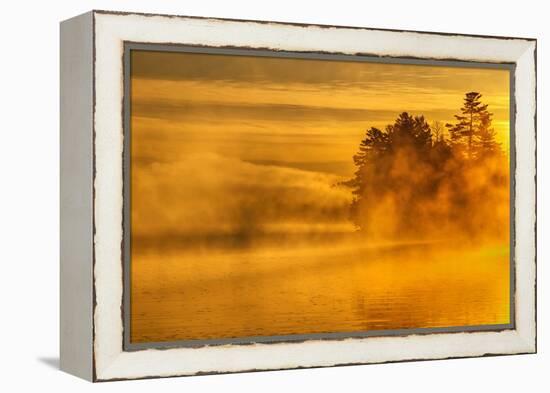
60 10 537 381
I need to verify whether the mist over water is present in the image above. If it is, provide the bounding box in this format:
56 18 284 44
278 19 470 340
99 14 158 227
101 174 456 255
131 240 509 342
130 153 510 343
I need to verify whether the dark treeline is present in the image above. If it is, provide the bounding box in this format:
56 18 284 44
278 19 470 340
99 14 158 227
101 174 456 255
343 92 509 242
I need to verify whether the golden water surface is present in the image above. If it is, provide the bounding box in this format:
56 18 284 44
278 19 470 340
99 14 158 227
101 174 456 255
130 241 510 343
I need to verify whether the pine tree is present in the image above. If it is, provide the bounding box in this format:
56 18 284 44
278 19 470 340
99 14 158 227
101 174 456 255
446 92 488 158
388 112 432 151
352 127 389 171
474 110 501 158
346 127 389 228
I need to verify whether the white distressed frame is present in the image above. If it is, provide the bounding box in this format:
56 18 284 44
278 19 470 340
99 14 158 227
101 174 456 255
66 10 537 381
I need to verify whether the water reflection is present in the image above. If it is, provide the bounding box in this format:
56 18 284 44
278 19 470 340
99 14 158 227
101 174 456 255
130 241 510 343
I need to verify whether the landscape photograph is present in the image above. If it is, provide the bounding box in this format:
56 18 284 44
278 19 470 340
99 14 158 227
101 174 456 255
128 49 512 344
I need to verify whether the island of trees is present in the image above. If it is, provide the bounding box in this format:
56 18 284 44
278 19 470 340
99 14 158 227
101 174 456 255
344 92 509 242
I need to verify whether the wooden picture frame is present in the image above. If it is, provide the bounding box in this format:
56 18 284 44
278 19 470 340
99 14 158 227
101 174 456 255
60 10 536 381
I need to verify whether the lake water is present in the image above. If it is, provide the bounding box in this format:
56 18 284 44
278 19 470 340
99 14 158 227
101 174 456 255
130 241 510 343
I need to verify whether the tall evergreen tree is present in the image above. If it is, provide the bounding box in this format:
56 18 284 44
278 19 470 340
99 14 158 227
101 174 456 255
352 127 389 171
446 92 488 158
346 127 389 226
387 112 432 151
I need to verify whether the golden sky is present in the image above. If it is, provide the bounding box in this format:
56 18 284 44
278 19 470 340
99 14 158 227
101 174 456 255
130 49 510 238
131 50 510 178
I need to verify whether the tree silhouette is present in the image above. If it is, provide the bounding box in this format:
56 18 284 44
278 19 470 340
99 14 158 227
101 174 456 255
446 92 488 159
347 127 390 229
348 112 434 233
431 121 446 143
344 93 507 241
352 127 389 172
388 112 432 151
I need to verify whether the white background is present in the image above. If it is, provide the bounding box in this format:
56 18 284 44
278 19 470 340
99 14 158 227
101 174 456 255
0 0 546 391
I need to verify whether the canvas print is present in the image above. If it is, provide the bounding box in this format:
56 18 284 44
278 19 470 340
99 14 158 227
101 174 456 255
128 48 512 345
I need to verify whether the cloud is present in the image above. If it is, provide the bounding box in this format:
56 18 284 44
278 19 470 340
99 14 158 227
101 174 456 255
132 98 400 123
131 50 510 96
